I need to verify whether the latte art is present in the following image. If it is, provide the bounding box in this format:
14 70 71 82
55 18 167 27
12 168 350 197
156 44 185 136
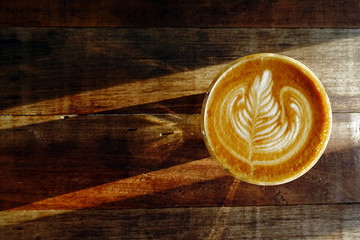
202 54 332 185
222 70 312 168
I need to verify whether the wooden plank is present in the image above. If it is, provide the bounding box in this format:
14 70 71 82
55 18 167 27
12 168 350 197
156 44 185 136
0 113 359 210
1 28 360 115
1 0 360 28
1 204 360 239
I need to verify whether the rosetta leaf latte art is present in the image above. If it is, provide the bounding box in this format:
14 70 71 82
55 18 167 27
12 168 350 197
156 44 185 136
231 70 305 168
234 70 279 152
218 68 311 172
233 70 280 163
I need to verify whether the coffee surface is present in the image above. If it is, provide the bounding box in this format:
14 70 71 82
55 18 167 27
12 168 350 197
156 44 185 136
202 54 331 185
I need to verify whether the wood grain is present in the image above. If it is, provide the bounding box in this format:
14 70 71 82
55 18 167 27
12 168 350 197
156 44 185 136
1 113 359 210
1 204 360 239
1 28 360 115
1 3 359 239
1 0 360 28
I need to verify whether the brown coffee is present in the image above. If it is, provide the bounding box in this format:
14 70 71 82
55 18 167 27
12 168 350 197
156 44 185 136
202 53 332 185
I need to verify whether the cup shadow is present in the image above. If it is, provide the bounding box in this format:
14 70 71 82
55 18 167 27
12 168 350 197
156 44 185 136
0 96 208 210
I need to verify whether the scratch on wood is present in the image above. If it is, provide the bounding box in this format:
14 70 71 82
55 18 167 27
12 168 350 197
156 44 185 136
275 190 288 205
160 132 174 136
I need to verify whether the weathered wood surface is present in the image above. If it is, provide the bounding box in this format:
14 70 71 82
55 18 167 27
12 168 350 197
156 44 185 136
1 0 360 28
1 17 360 239
1 113 359 210
1 204 360 239
1 28 360 115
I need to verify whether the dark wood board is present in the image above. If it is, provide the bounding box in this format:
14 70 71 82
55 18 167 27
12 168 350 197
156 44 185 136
1 0 360 28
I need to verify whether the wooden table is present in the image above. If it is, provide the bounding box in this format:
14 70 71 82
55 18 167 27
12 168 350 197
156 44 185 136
1 1 360 239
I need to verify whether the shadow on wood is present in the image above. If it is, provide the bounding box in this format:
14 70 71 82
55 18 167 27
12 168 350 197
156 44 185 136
2 114 359 210
0 28 196 111
0 113 208 210
101 93 205 114
2 28 360 114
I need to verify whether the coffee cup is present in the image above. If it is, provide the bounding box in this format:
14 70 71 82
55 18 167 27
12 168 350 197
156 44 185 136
201 53 332 185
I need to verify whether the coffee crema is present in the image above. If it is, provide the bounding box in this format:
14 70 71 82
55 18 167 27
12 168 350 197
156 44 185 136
202 53 332 185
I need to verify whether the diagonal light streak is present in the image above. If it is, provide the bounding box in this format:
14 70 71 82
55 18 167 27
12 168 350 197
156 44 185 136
9 158 226 211
1 64 228 116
